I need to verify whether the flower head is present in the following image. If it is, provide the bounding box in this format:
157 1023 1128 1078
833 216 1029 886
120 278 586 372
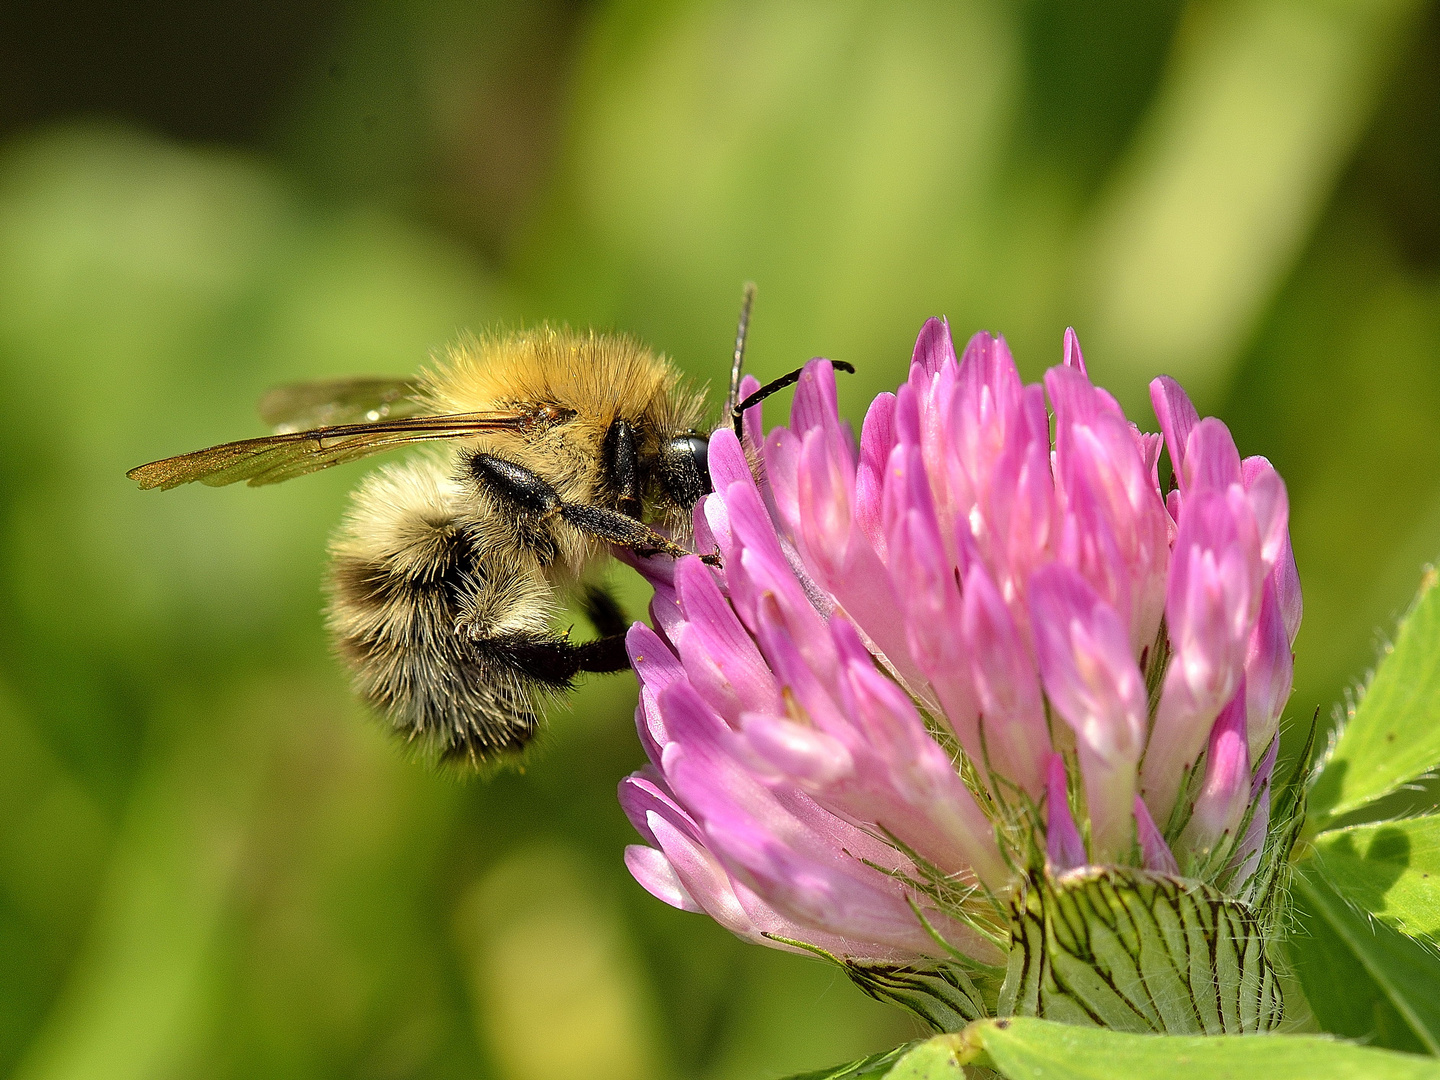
619 321 1300 1028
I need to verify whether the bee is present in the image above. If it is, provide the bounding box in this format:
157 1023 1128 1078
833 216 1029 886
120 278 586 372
128 288 847 767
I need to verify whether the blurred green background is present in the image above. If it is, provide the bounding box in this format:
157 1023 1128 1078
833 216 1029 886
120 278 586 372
0 0 1437 1076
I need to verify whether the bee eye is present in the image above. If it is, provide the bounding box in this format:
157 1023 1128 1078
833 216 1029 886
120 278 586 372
680 435 710 485
659 434 711 507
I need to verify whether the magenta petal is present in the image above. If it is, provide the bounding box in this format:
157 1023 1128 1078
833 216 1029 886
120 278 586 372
621 771 786 942
957 332 1020 401
984 384 1056 613
1273 537 1302 646
1245 574 1293 758
625 845 700 911
619 544 680 596
672 622 745 724
794 429 856 567
662 679 965 958
962 564 1049 797
743 713 854 785
725 478 796 580
912 317 958 376
1149 376 1200 489
1247 452 1302 643
1182 418 1243 494
1182 684 1251 857
761 429 805 550
1134 796 1180 875
883 446 973 719
891 381 921 447
752 594 845 728
627 622 685 696
619 770 681 845
738 372 765 448
1028 563 1146 862
1240 458 1290 572
693 495 719 557
650 588 685 642
1062 327 1087 374
1049 366 1171 652
1045 754 1087 871
783 436 929 697
1046 361 1123 425
1142 487 1262 823
789 359 849 446
627 622 686 758
748 603 1004 888
708 426 758 495
700 489 734 558
643 812 751 929
1135 430 1163 484
648 815 936 960
835 622 1006 886
855 392 897 557
951 334 1026 516
675 556 783 716
723 480 816 634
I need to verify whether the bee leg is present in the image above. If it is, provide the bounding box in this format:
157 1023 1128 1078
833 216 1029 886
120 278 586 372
557 501 695 559
469 452 700 561
491 632 632 683
581 585 629 637
563 502 723 565
571 633 632 673
602 418 642 518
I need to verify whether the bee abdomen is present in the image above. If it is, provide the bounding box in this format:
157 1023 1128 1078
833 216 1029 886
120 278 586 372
326 459 558 765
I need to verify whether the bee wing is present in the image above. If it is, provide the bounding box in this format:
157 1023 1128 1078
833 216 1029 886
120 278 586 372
257 376 427 432
128 411 533 490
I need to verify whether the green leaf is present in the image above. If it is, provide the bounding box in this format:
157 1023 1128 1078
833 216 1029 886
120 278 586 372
972 1016 1440 1079
1290 864 1440 1053
1312 815 1440 940
785 1010 1440 1079
1310 569 1440 826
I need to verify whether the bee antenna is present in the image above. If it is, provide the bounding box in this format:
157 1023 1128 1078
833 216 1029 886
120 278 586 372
731 361 857 438
724 281 757 421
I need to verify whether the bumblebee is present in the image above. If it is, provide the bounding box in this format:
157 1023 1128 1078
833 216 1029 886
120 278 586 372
128 290 844 766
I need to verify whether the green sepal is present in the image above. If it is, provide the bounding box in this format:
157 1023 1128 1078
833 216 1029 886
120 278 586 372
778 1036 966 1080
777 1042 917 1080
999 867 1282 1033
845 959 994 1032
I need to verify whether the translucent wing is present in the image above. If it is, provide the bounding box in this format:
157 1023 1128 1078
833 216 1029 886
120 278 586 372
257 376 426 432
128 411 533 490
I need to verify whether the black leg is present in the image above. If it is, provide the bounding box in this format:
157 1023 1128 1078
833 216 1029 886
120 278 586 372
490 631 631 684
558 501 693 558
469 452 561 514
469 451 715 563
581 585 629 637
603 419 642 518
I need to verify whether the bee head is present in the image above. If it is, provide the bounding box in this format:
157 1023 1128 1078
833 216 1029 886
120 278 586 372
657 433 711 508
